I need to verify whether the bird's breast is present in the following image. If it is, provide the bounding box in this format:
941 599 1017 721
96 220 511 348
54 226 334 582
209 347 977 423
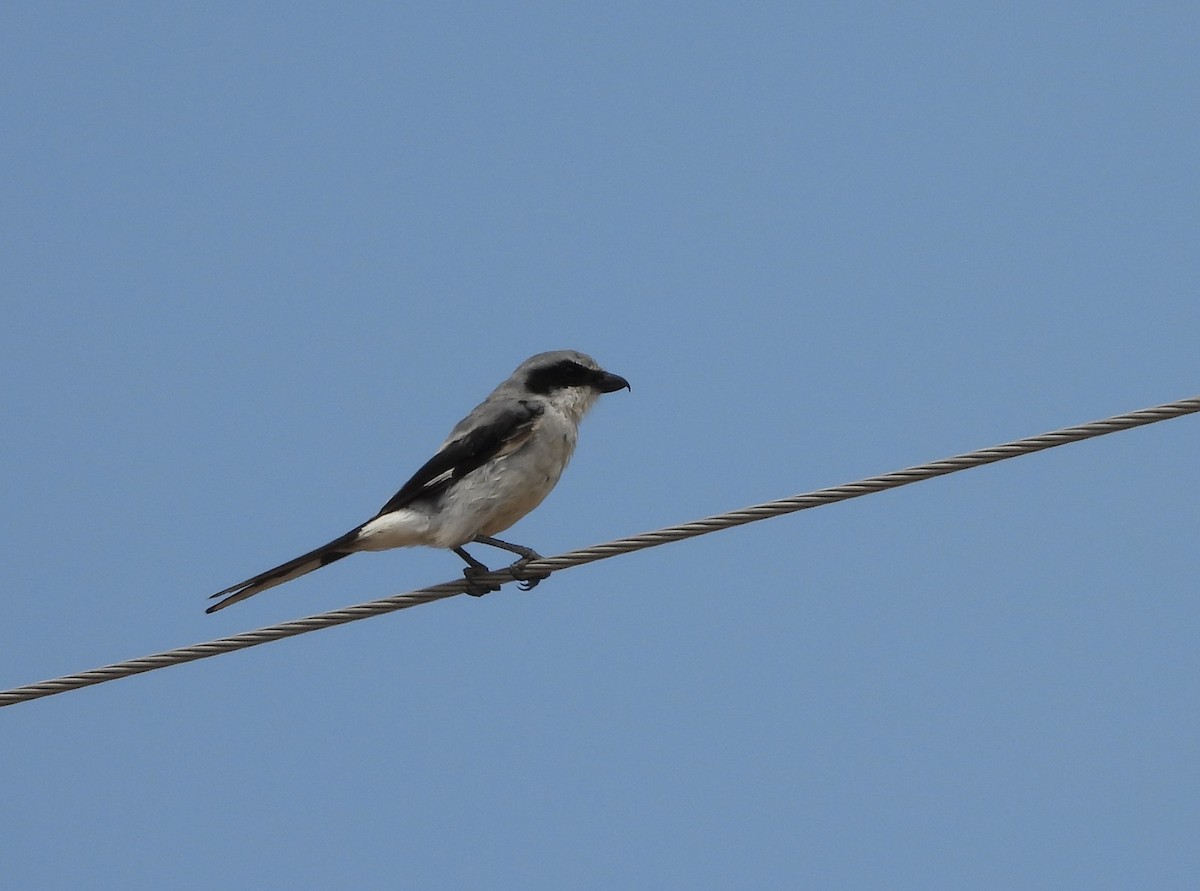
477 421 577 534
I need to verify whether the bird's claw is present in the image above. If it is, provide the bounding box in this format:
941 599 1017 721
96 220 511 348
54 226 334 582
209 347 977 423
462 567 501 597
510 556 550 591
461 553 548 594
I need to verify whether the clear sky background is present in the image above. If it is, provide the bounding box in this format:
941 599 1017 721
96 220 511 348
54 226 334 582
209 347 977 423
3 4 1198 889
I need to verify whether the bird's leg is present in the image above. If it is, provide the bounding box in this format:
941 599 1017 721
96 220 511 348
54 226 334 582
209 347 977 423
473 535 541 560
454 546 500 597
472 535 550 591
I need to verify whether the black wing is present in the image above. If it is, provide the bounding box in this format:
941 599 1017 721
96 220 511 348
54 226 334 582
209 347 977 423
374 399 544 517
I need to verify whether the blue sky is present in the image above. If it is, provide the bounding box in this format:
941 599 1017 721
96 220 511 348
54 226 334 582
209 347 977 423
2 3 1198 888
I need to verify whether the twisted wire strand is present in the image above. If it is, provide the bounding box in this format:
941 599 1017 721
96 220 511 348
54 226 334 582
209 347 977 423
3 395 1197 708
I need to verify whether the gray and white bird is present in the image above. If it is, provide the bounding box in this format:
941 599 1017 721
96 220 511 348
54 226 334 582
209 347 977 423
206 350 629 613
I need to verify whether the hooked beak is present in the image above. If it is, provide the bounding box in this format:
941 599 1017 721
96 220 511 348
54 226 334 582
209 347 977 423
596 370 631 393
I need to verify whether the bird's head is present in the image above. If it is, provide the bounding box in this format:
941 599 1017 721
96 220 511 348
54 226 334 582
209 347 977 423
516 350 630 421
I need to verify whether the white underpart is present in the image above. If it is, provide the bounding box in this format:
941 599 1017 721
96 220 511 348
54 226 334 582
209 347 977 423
354 387 599 551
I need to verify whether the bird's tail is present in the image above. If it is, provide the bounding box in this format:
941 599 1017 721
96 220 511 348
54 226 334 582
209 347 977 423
206 529 360 613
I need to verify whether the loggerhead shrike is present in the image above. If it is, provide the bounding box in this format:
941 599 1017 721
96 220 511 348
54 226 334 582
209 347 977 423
206 350 629 613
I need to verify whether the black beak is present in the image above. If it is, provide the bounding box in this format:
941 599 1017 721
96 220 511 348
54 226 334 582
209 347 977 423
596 371 631 393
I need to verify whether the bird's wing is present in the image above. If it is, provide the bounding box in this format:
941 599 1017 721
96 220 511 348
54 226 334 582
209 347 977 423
374 399 544 516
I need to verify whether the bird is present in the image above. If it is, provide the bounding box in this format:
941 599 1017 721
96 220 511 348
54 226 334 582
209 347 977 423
206 350 630 613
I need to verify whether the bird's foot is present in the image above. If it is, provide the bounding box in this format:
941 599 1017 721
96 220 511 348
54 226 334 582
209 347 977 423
462 566 501 597
509 554 550 591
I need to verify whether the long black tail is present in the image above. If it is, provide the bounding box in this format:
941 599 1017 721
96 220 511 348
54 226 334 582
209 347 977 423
206 529 360 613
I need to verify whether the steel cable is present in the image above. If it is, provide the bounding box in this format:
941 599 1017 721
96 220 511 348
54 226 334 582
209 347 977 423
2 394 1197 708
